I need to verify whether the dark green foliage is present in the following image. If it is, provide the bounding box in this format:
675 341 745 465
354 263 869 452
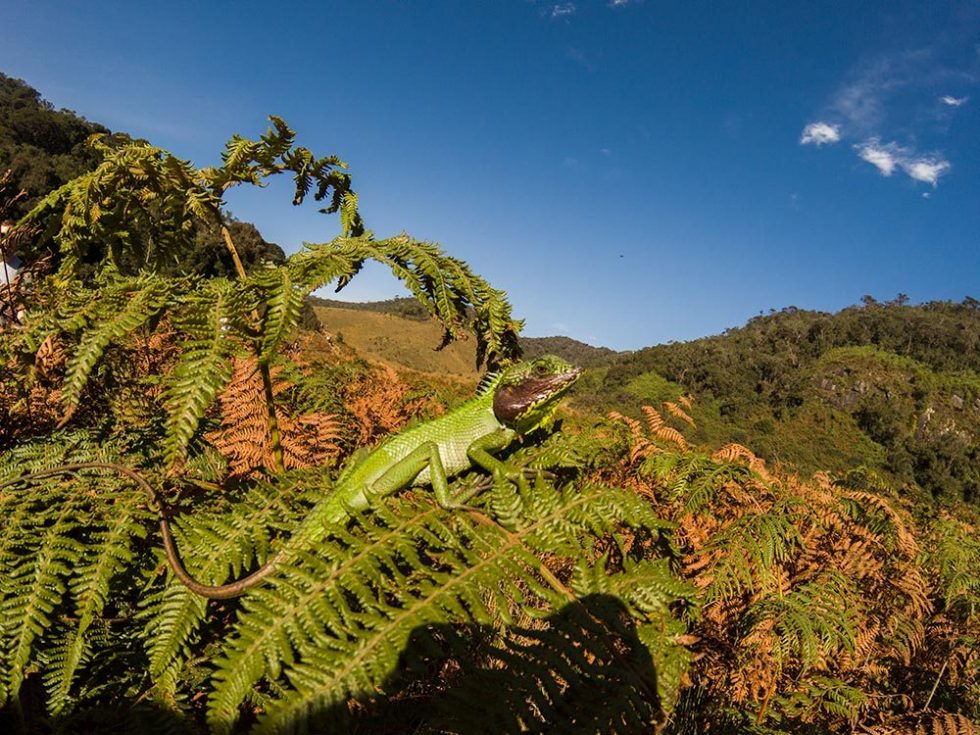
0 73 111 220
309 295 433 320
0 74 283 280
520 335 618 368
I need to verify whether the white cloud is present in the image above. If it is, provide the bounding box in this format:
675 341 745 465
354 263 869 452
800 122 841 145
609 0 634 6
940 94 968 107
827 56 899 132
903 157 950 186
855 138 950 186
549 2 575 18
856 139 900 175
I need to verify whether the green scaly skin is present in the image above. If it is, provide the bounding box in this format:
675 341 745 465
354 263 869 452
1 356 581 599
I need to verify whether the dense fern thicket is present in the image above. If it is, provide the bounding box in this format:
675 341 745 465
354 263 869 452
603 406 980 733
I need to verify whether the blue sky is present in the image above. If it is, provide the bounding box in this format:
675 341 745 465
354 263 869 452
2 1 978 350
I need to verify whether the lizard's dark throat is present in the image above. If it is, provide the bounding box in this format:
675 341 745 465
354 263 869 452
492 370 580 424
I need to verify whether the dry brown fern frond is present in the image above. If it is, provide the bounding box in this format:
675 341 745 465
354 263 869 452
842 489 920 559
665 400 696 427
712 443 774 483
863 712 979 735
653 425 688 450
280 412 343 469
207 356 341 477
643 406 689 450
641 405 665 432
343 363 421 445
608 410 658 464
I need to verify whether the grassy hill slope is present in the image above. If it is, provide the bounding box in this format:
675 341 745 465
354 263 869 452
314 306 484 377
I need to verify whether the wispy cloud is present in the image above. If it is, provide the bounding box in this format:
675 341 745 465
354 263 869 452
826 55 906 132
903 157 950 185
800 122 840 145
940 94 968 106
801 48 976 189
608 0 637 6
549 3 575 19
856 139 900 175
855 138 950 186
567 47 593 71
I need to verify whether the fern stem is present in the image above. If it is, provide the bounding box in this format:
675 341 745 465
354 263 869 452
220 224 247 280
220 218 284 472
922 657 948 711
259 360 286 473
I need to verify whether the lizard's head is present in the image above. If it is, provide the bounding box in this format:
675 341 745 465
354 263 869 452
491 355 581 434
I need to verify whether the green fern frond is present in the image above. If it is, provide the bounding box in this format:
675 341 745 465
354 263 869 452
206 480 674 734
163 281 242 465
572 557 697 709
59 275 174 411
775 675 868 725
746 571 859 673
42 500 148 716
140 474 312 690
700 505 804 601
254 268 307 362
930 516 980 618
2 497 86 697
289 234 521 367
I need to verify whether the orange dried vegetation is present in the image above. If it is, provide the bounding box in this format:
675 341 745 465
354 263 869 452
343 363 439 445
604 400 979 732
207 356 341 477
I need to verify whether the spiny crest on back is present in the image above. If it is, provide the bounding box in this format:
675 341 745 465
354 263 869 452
475 370 501 397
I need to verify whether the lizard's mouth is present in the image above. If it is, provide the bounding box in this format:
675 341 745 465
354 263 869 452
492 368 581 424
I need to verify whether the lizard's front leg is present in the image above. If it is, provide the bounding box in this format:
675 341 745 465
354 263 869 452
452 427 526 506
359 441 458 511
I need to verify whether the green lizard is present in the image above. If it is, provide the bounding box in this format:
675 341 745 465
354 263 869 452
2 355 580 599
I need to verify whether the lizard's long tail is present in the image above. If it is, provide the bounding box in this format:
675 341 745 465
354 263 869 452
0 462 281 599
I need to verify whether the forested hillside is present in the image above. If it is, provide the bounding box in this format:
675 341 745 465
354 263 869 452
0 73 108 220
587 299 980 503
